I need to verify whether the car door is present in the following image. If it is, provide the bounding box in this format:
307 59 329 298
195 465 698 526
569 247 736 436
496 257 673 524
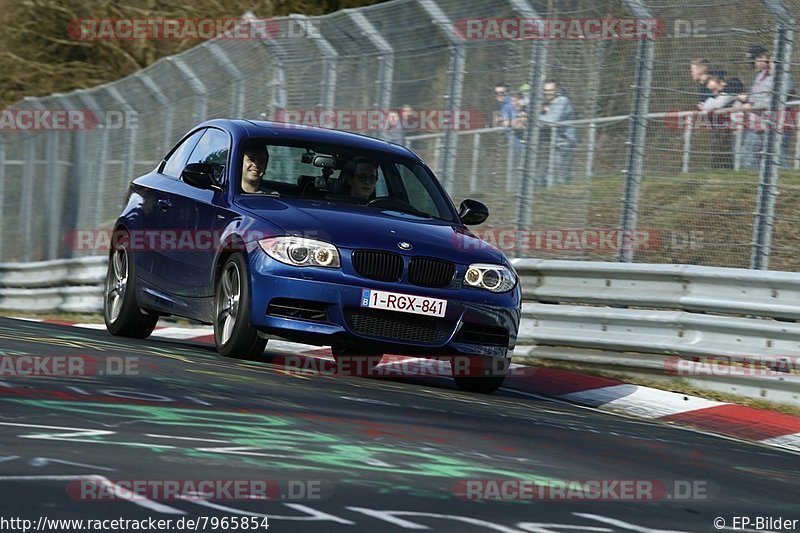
151 127 232 300
136 129 205 286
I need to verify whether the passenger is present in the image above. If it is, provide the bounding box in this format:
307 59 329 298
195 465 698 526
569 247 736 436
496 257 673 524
345 159 379 200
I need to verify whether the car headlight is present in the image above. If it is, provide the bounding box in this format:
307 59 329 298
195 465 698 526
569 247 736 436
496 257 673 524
463 263 516 292
258 236 341 268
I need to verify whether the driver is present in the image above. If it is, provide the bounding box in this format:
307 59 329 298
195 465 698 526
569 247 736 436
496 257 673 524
241 144 269 193
346 158 378 199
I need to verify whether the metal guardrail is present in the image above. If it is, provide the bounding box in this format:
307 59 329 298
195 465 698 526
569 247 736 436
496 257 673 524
1 257 798 403
514 259 800 319
0 257 106 313
511 258 800 357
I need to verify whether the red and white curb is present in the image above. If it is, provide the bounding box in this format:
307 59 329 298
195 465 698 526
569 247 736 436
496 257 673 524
17 317 800 454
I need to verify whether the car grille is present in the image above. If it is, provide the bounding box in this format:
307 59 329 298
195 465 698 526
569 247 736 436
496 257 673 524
352 250 403 282
409 257 456 287
346 309 452 343
267 298 329 322
456 323 510 346
352 250 456 287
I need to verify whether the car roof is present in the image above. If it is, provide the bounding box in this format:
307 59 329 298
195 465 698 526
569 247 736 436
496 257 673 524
198 118 422 161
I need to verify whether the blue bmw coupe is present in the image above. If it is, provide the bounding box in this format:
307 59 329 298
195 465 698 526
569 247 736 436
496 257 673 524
104 119 520 393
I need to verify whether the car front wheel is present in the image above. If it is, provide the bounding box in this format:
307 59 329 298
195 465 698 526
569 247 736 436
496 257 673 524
214 253 267 359
452 355 509 394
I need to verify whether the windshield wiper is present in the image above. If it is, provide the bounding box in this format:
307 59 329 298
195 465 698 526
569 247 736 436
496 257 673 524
367 197 432 219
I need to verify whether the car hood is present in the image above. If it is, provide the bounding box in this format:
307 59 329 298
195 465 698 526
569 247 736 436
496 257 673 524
236 197 504 264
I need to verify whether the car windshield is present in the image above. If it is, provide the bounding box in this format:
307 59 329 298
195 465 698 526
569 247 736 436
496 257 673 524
239 140 456 222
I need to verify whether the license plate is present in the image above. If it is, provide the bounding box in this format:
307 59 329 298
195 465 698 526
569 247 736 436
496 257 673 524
361 289 447 318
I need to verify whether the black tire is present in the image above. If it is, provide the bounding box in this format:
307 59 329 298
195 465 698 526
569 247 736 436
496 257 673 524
453 375 506 394
214 253 267 359
103 234 158 338
331 344 383 358
452 356 509 394
331 345 383 377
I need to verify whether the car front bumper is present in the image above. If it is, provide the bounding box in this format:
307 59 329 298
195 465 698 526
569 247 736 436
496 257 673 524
247 250 521 358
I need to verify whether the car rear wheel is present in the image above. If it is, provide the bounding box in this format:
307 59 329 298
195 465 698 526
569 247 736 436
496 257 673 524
214 253 267 359
104 236 158 338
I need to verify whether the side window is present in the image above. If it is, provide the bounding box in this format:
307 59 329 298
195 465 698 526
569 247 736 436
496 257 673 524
161 130 205 178
185 129 230 184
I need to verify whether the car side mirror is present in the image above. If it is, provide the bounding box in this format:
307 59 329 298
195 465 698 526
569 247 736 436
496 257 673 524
458 199 489 226
182 163 220 190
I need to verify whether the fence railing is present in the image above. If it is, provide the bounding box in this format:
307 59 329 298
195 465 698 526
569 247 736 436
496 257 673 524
406 99 800 189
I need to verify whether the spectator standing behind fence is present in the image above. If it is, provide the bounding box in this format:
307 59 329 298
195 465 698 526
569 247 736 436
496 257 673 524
493 82 515 128
511 91 527 144
700 75 737 168
383 110 405 145
541 81 577 184
737 46 773 169
383 104 418 146
690 58 712 104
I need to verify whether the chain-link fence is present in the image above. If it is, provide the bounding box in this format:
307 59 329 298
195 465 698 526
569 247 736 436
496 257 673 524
0 0 797 272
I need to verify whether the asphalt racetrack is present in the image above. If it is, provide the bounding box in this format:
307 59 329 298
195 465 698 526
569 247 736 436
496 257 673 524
0 316 798 532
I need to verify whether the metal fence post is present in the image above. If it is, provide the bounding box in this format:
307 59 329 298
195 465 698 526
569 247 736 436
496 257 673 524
73 91 107 239
257 39 288 118
208 44 246 117
681 114 692 173
136 73 174 155
105 86 138 189
547 129 557 186
417 0 464 192
751 1 795 270
0 139 5 258
515 13 548 237
795 117 800 169
470 133 480 192
734 122 744 171
19 97 45 262
291 15 338 110
586 122 597 179
44 97 67 260
63 128 87 259
347 10 394 125
618 0 656 263
55 94 95 260
168 57 208 123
